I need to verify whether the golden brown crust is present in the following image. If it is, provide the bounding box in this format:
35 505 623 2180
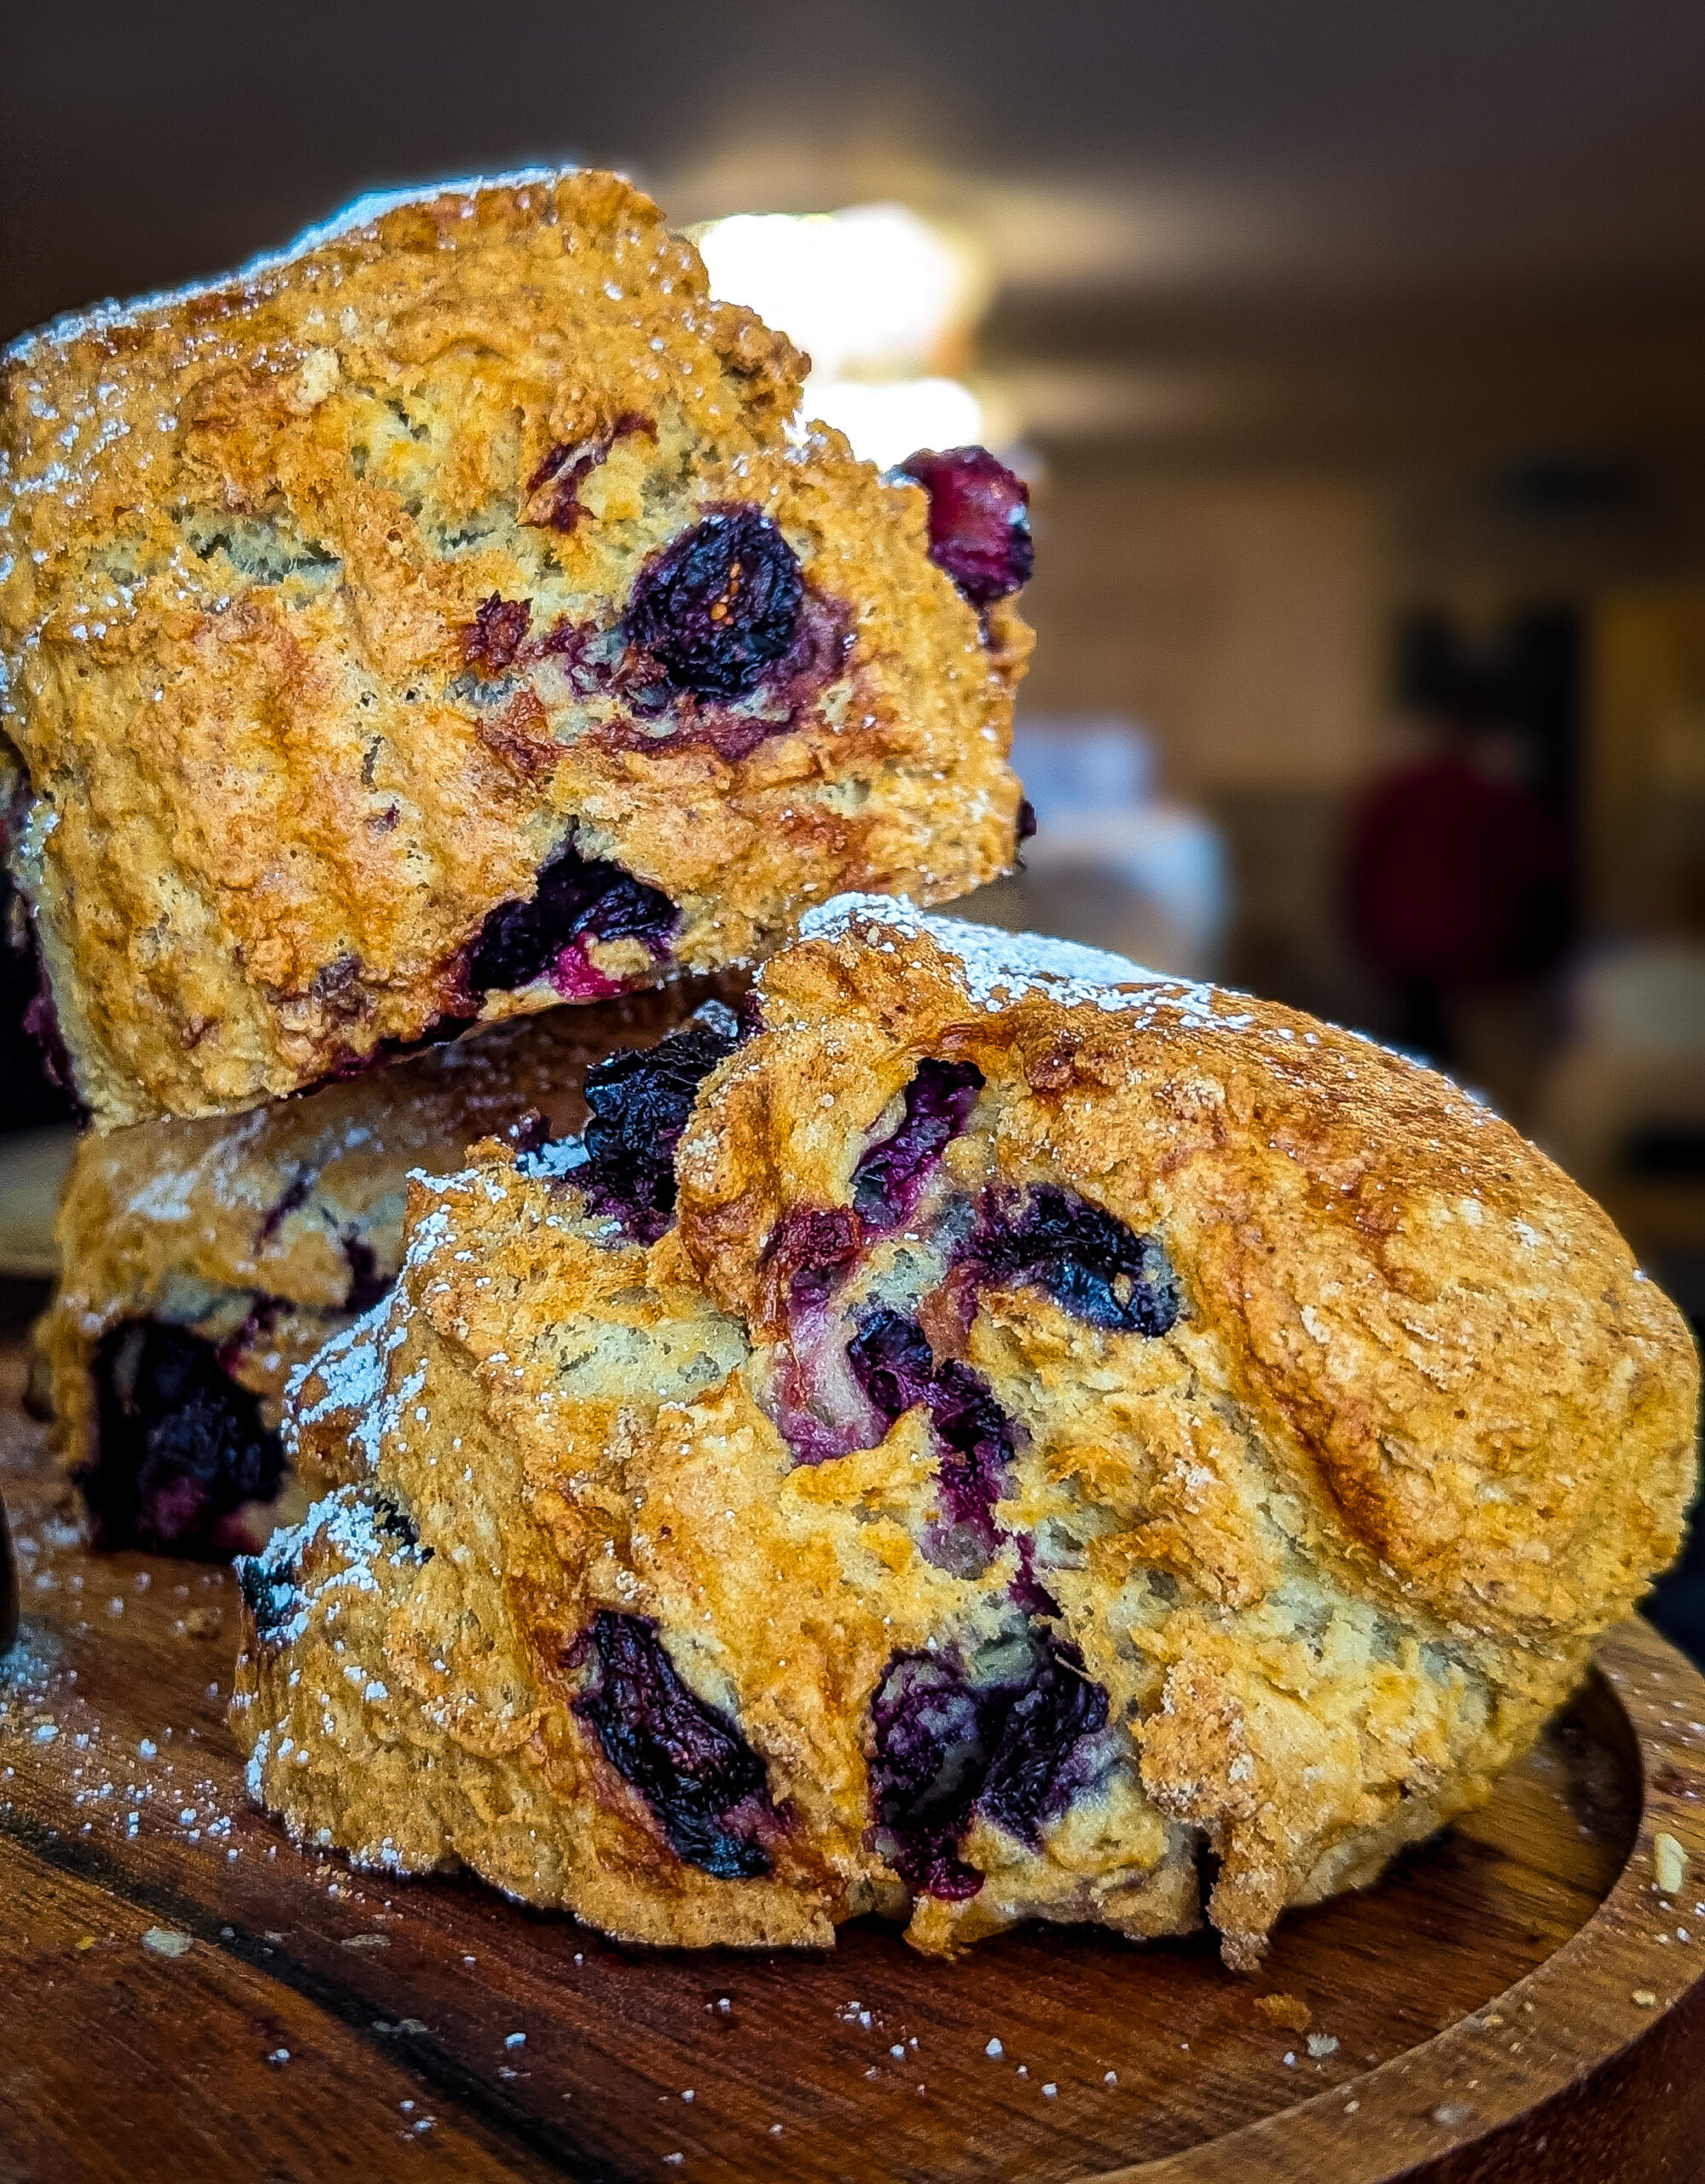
41 982 730 1538
230 905 1697 1965
1 172 1026 1128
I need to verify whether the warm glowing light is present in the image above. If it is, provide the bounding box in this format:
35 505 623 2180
804 377 985 471
695 203 991 467
697 203 977 379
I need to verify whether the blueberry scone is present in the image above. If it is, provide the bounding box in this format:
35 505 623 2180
42 984 732 1557
232 899 1696 1963
0 170 1031 1129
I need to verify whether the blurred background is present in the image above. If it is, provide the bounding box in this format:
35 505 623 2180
3 1 1701 1631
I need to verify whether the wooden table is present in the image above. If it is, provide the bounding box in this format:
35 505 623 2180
3 1345 1703 2183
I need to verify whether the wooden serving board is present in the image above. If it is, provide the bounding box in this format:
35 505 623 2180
3 1352 1704 2184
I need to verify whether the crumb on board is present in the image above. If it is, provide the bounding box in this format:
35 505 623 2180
1255 1992 1312 2033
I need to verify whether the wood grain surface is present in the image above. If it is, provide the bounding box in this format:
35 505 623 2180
2 1345 1703 2184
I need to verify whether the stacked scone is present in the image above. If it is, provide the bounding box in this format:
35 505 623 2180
3 168 1696 1972
0 169 1033 1548
232 900 1695 1964
35 987 739 1551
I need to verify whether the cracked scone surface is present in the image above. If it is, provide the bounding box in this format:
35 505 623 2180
232 898 1697 1963
0 170 1029 1128
43 984 728 1555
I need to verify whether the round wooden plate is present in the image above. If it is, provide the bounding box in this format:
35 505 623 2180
2 1362 1702 2184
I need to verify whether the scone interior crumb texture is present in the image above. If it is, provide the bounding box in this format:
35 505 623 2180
0 170 1031 1130
230 902 1698 1965
40 985 732 1557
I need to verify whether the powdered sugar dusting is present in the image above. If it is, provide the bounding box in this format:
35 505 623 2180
239 1485 426 1657
797 894 1250 1029
519 1135 589 1179
286 1301 392 1441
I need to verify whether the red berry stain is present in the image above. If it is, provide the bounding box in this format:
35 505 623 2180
462 593 532 671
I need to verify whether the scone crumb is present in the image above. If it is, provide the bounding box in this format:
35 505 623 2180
1255 1993 1312 2033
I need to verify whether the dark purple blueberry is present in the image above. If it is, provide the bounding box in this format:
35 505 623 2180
847 1308 1015 1561
846 1308 937 1425
977 1640 1109 1846
894 448 1034 605
867 1653 990 1899
851 1060 983 1230
1016 797 1038 845
624 508 803 700
80 1321 285 1557
925 1359 1017 1542
577 1008 740 1243
340 1235 391 1315
467 842 678 998
574 1611 774 1879
867 1631 1111 1898
763 1204 862 1312
966 1187 1180 1336
462 593 531 671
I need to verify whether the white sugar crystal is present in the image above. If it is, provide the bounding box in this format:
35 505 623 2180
797 894 1248 1031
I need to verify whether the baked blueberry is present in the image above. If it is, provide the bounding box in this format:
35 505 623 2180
575 1611 774 1878
894 448 1034 605
467 844 678 999
81 1320 284 1556
851 1059 983 1229
868 1633 1110 1898
624 508 804 701
966 1186 1181 1336
577 1007 740 1243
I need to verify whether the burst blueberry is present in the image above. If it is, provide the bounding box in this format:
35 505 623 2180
467 842 678 998
847 1307 1016 1555
574 1611 774 1878
80 1320 285 1555
851 1059 983 1229
867 1631 1110 1898
966 1186 1181 1335
763 1203 863 1312
844 1308 936 1423
977 1640 1110 1844
893 447 1034 605
577 1008 740 1243
624 508 803 700
866 1654 989 1899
